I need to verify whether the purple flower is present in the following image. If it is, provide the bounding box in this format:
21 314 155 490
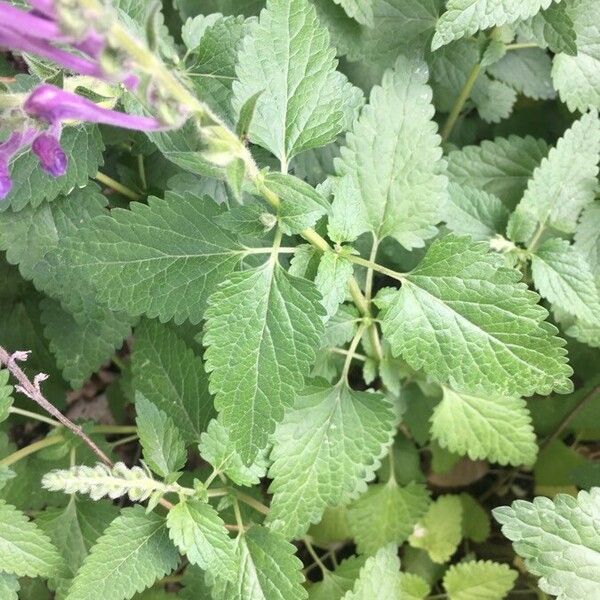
31 132 67 177
0 159 12 199
24 84 165 131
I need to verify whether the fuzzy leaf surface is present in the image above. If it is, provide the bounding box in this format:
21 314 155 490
377 235 572 397
336 54 446 249
267 380 396 538
443 560 517 600
493 490 600 599
204 262 325 462
342 545 402 600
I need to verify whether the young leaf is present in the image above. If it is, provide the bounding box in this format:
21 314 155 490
314 252 354 320
574 201 600 275
0 573 19 600
399 573 430 600
132 320 214 444
347 481 431 554
204 262 325 463
408 495 463 564
333 0 374 26
552 0 600 112
308 556 366 600
432 0 556 50
263 172 331 235
184 15 253 123
376 235 573 397
266 380 396 539
208 526 307 600
53 193 243 324
0 369 13 423
531 238 600 325
336 54 447 250
459 494 490 543
443 560 517 600
519 3 577 55
447 135 548 209
327 175 370 244
232 0 361 167
488 48 556 100
0 500 66 578
36 497 118 578
66 506 180 600
442 182 509 241
198 419 268 487
493 490 600 598
167 500 237 579
135 393 187 478
342 545 402 600
430 386 538 467
509 111 600 242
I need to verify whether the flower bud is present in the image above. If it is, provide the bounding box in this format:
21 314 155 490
31 133 68 177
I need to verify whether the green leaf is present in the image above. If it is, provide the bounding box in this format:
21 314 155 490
342 545 402 600
315 252 354 320
399 572 430 600
0 573 19 600
208 525 307 600
447 135 549 210
459 494 490 543
132 320 214 444
308 556 366 600
135 393 187 478
66 506 179 600
443 560 517 600
263 172 331 235
431 386 538 466
408 495 463 564
198 419 268 486
166 499 237 579
532 238 600 325
347 481 430 554
327 175 369 244
183 15 254 123
53 193 243 324
376 235 573 397
1 125 104 213
266 380 396 539
519 3 577 55
36 497 118 578
333 0 373 26
470 78 517 124
574 201 600 275
39 297 133 388
0 186 134 387
233 0 361 167
442 182 509 241
204 262 325 462
432 0 556 49
0 369 13 423
509 111 600 241
552 0 600 112
336 54 447 250
488 48 556 100
0 500 65 578
493 489 600 598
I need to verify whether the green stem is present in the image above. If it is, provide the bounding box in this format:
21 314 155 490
9 407 60 427
95 171 142 201
329 347 367 362
527 221 546 253
93 425 138 435
137 154 147 190
233 489 270 515
232 498 245 531
206 487 230 498
540 384 600 452
340 323 367 384
0 435 63 467
505 42 539 51
441 62 481 142
109 434 139 448
345 254 405 283
243 246 296 255
304 538 329 575
365 235 379 303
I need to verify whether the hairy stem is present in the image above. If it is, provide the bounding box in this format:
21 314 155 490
304 537 329 575
233 489 270 515
441 62 481 142
505 42 539 51
9 406 61 427
341 323 367 384
345 253 405 283
0 435 63 467
95 171 142 201
0 346 112 466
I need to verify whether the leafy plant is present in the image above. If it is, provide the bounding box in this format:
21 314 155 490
0 0 599 599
